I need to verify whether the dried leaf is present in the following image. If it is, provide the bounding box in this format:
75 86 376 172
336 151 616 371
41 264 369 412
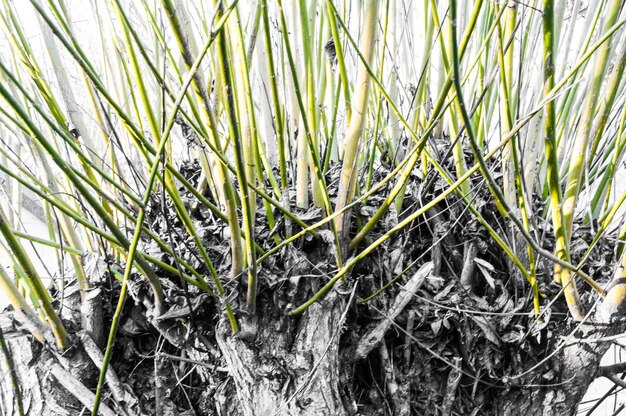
474 257 496 289
431 319 443 336
298 207 323 222
501 330 523 344
471 316 501 346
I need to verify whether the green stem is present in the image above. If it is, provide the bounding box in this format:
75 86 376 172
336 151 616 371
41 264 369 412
216 3 258 311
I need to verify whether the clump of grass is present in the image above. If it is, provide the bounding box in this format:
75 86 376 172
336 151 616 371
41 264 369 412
0 1 625 413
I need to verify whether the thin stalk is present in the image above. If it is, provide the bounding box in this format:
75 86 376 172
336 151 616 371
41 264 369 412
326 0 351 123
589 43 626 215
498 0 517 209
562 0 623 238
597 98 626 214
260 0 287 191
162 0 245 280
298 0 324 207
229 5 280 248
275 0 340 257
496 0 539 314
543 0 583 319
602 241 626 319
334 0 380 252
216 3 258 311
11 230 82 256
